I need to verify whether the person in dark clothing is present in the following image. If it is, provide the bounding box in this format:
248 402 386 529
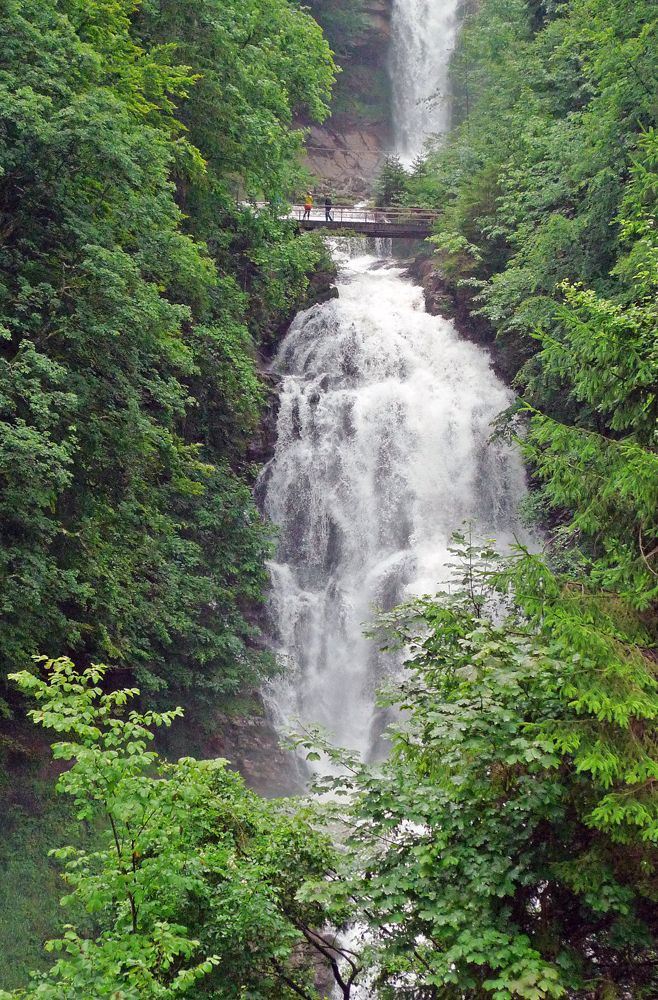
325 195 333 222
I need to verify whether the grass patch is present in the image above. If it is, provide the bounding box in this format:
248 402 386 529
0 728 98 990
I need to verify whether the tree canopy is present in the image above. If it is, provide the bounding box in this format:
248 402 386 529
1 657 356 1000
0 0 336 707
6 533 658 1000
365 6 658 984
292 531 658 999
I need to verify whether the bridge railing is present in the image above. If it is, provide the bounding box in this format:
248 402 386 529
292 205 441 227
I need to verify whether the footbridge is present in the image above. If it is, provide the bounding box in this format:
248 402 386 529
292 205 440 239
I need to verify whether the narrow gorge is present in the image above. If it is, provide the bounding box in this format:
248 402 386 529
262 242 526 761
5 2 658 997
262 2 527 762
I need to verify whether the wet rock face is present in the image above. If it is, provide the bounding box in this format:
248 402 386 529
357 0 393 64
301 119 392 198
298 0 394 197
206 702 306 798
292 942 338 998
407 255 494 345
153 693 305 799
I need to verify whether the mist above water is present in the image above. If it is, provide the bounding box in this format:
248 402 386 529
390 0 461 163
261 242 526 761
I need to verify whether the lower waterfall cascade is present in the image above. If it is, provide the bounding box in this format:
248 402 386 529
261 241 528 762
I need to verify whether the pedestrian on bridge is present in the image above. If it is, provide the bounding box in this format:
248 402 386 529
325 195 333 222
303 193 313 220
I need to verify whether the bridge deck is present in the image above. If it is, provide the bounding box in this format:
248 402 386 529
291 205 439 240
299 219 432 238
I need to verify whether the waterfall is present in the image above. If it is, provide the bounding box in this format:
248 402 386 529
389 0 462 163
261 242 527 761
259 0 524 766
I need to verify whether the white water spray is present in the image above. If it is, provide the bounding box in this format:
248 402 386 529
390 0 461 163
261 243 526 761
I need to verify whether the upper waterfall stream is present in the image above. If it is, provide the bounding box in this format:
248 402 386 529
261 241 527 762
390 0 461 162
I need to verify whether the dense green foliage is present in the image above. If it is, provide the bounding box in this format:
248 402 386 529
1 658 357 1000
0 0 335 707
293 533 658 999
342 28 658 956
0 755 97 988
7 536 658 1000
374 154 408 206
390 0 658 610
8 3 658 999
363 12 658 987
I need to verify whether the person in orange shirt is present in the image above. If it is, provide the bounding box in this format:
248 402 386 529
303 192 313 220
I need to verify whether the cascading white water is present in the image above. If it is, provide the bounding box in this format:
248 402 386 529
261 241 527 761
389 0 461 163
261 0 520 767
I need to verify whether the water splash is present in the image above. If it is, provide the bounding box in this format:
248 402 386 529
261 243 526 761
389 0 461 163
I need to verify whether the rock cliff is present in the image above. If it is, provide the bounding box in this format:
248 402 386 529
298 0 394 197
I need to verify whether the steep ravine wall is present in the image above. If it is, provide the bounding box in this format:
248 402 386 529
296 0 394 197
148 0 476 812
406 252 522 386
